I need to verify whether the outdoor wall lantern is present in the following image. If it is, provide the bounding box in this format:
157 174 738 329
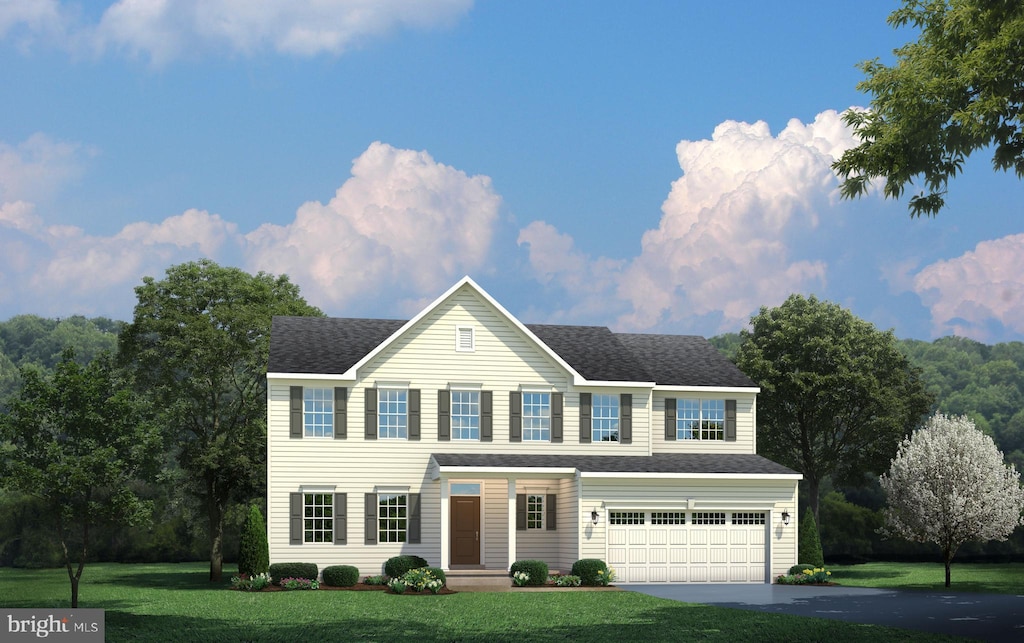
591 510 600 525
781 511 791 526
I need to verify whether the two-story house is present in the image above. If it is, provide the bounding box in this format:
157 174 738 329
266 276 801 583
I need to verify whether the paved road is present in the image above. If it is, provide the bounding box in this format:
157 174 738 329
620 583 1024 641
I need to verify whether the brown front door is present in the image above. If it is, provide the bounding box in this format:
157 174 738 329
450 496 480 565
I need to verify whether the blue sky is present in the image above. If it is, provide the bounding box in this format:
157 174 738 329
1 1 1022 343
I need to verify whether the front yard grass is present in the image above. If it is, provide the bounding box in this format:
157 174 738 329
829 561 1024 594
0 563 967 642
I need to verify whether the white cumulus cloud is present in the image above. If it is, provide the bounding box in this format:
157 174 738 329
0 133 89 204
0 138 501 319
245 141 501 313
517 110 860 332
618 111 857 331
913 234 1024 341
1 0 473 64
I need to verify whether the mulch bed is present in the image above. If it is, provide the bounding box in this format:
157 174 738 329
254 583 458 595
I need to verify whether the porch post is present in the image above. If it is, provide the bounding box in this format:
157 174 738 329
507 478 516 570
440 478 450 570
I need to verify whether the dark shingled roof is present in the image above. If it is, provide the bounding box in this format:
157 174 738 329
616 333 758 388
525 324 654 382
268 316 756 388
268 316 405 375
431 453 798 476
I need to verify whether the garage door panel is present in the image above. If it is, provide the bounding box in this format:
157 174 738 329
607 547 627 566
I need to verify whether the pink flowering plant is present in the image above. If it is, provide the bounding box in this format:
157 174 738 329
279 577 320 590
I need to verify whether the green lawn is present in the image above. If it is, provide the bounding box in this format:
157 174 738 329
0 563 967 642
830 561 1024 594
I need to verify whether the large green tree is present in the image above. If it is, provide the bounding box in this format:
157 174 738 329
0 351 160 607
118 260 321 581
736 295 933 523
833 0 1024 216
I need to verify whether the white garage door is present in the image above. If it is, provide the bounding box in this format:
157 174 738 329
606 511 768 583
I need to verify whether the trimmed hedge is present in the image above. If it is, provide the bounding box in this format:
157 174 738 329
789 563 821 575
269 562 318 584
509 559 548 586
322 565 360 587
384 555 429 579
424 566 446 585
571 558 609 586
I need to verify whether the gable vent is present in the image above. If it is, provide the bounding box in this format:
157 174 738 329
456 326 475 352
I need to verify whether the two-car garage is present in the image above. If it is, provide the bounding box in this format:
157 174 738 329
605 510 769 583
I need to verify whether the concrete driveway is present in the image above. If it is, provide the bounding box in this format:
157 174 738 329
620 583 1024 641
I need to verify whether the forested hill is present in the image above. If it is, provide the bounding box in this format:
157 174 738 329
713 332 1024 470
2 315 1022 468
0 315 121 401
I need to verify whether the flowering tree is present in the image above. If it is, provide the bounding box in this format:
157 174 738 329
880 414 1024 587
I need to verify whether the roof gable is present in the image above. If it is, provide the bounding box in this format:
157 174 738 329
267 277 758 388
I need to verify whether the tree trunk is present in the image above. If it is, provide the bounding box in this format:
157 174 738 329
944 547 953 588
806 475 821 526
70 575 80 609
208 493 225 582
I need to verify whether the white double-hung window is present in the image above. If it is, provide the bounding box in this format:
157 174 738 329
378 388 407 439
303 388 333 438
591 394 620 442
522 392 550 441
451 390 480 440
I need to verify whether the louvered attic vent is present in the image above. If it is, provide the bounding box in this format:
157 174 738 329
456 326 475 352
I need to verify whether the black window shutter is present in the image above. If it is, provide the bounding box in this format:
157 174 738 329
334 387 347 440
408 389 421 441
665 398 677 441
579 392 592 443
364 388 377 440
290 492 303 544
620 393 632 444
290 386 303 439
546 494 557 531
334 493 347 545
551 392 563 443
408 493 421 544
725 399 737 441
509 392 522 442
480 390 493 442
437 390 451 441
515 493 526 530
364 493 377 545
